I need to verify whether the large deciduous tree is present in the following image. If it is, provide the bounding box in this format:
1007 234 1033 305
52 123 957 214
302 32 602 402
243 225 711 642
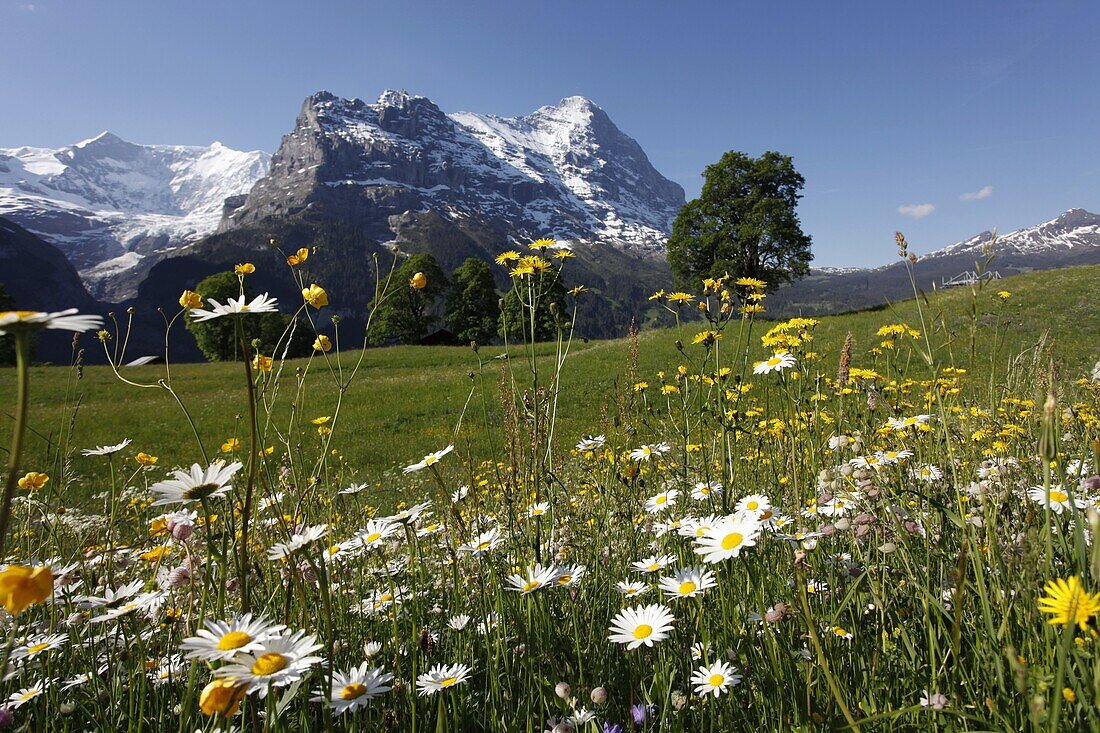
184 272 311 361
667 151 812 291
368 253 449 345
446 258 500 344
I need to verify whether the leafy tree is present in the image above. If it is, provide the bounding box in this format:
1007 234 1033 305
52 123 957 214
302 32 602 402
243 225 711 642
184 271 312 361
667 150 812 291
446 258 500 344
368 253 449 345
498 268 568 342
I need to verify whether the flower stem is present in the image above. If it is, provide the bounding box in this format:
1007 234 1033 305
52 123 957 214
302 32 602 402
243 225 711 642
0 333 31 559
238 327 260 613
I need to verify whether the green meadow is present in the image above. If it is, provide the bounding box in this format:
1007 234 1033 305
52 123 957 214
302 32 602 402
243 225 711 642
3 265 1097 492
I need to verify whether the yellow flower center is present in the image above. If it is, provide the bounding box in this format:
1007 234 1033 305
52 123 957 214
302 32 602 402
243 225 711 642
26 642 49 655
366 532 382 543
557 575 572 585
767 357 782 367
1051 491 1069 503
425 456 438 466
747 500 759 510
633 624 653 639
721 532 744 550
380 593 393 602
341 682 367 700
834 627 848 636
679 581 697 595
217 631 253 651
440 676 459 688
476 541 491 551
251 652 288 676
522 580 541 592
708 673 725 687
656 496 667 505
647 563 660 572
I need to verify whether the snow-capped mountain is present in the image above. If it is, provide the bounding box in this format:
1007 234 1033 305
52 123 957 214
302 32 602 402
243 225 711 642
924 208 1100 259
223 90 684 250
773 208 1100 316
0 132 269 298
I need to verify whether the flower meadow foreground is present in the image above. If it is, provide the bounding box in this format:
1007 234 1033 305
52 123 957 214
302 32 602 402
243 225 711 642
0 242 1099 731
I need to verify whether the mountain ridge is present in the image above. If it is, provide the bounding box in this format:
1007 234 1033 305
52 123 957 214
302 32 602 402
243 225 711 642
0 132 270 299
221 89 684 254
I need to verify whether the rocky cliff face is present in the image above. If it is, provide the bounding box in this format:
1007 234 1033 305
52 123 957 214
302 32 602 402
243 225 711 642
223 90 684 251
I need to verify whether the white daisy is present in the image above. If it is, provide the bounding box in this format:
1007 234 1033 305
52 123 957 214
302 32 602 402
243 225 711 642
267 525 329 560
631 554 675 574
911 464 944 482
416 663 472 696
149 460 243 506
576 435 606 452
214 630 323 697
1027 485 1086 514
12 633 68 662
403 445 454 473
448 614 471 631
644 488 681 514
81 438 132 457
691 660 742 697
458 527 504 556
7 679 45 708
608 604 676 649
694 513 763 563
616 580 650 598
0 308 102 335
354 519 400 549
630 442 670 462
554 565 585 587
753 352 795 374
691 481 723 500
89 590 164 623
190 293 279 321
735 493 772 516
677 514 719 539
527 502 550 518
505 564 558 594
658 566 717 599
181 614 285 661
312 662 393 715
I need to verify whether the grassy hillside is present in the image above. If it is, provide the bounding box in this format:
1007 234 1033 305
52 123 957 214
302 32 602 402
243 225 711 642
1 265 1097 493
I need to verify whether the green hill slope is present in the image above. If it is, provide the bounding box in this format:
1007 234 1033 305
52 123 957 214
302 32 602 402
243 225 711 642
2 265 1097 490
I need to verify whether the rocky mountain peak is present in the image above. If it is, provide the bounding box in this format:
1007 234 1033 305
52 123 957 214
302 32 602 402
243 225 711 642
227 89 684 252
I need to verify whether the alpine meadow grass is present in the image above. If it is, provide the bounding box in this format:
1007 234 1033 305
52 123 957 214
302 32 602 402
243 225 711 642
0 244 1098 732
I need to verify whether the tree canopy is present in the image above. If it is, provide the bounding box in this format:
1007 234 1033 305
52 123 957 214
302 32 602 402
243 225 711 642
184 272 311 362
368 253 449 346
667 150 812 291
446 258 500 345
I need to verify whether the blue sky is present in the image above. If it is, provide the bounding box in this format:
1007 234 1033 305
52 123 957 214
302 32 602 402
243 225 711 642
2 0 1097 267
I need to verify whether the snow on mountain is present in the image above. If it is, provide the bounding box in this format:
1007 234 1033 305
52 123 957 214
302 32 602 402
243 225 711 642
0 132 269 298
224 90 684 252
925 208 1100 259
810 209 1100 275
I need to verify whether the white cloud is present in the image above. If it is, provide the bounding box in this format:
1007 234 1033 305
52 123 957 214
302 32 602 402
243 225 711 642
897 203 935 220
960 185 993 201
